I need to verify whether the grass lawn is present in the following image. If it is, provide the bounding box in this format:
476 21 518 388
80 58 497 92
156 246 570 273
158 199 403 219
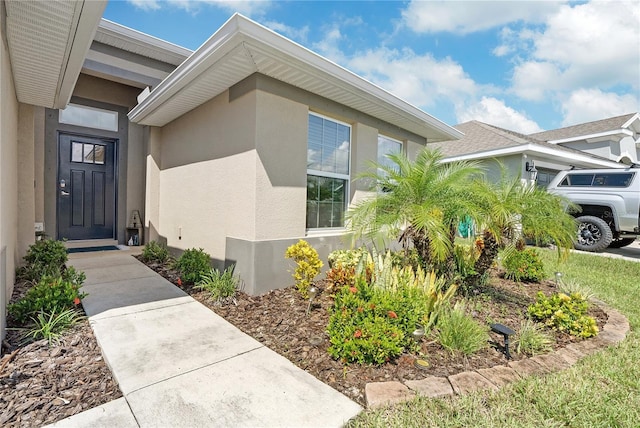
349 249 640 427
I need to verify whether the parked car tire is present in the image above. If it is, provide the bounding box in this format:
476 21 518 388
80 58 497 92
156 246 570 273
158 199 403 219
607 237 637 249
574 215 613 252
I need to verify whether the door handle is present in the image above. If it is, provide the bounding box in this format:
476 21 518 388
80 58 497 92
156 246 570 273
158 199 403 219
61 190 69 196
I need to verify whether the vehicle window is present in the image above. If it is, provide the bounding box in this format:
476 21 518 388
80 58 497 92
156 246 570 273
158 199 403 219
593 173 634 187
559 172 634 187
559 174 594 186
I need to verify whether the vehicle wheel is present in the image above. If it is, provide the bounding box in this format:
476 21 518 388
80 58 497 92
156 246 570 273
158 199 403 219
574 216 613 252
608 237 637 249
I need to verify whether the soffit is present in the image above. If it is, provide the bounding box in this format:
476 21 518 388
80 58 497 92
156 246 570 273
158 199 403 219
4 0 105 108
129 14 462 142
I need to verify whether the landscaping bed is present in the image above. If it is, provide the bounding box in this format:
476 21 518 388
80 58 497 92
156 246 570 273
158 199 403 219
138 256 607 407
1 282 122 427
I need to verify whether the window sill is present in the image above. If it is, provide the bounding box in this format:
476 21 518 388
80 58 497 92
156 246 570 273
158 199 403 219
305 228 349 238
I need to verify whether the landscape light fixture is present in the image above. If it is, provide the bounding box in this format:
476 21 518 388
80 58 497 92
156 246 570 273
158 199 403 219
490 323 516 359
306 285 318 316
526 161 538 182
555 271 563 288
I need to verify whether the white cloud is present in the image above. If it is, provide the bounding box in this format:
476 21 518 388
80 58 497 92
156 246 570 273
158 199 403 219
402 0 560 34
337 47 481 109
263 21 309 43
510 1 640 100
127 0 271 16
457 97 543 134
560 89 639 126
128 0 161 11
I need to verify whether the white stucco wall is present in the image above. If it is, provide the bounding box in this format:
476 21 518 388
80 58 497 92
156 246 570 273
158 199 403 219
0 32 19 340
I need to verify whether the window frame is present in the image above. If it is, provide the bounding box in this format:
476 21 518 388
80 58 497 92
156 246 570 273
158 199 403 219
306 112 352 231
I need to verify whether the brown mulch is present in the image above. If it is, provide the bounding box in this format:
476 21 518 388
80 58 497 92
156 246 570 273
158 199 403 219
0 258 608 425
141 257 607 407
1 282 122 428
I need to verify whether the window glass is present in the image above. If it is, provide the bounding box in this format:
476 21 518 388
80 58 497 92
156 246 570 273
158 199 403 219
59 103 118 132
71 142 83 162
377 135 402 173
559 172 634 187
306 113 351 229
560 174 594 186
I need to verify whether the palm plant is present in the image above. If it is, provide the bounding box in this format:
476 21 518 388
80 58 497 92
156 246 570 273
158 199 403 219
347 149 482 276
468 169 577 281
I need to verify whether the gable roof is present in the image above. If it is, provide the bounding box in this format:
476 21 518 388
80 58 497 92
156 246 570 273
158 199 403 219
529 113 638 142
128 14 462 142
430 120 620 168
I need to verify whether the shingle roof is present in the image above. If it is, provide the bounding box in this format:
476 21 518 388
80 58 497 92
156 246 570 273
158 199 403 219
529 113 637 141
430 120 596 158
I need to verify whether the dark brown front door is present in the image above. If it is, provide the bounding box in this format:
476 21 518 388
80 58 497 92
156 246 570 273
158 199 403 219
57 133 116 240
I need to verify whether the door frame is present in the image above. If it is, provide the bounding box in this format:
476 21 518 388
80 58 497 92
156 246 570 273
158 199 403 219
56 131 119 241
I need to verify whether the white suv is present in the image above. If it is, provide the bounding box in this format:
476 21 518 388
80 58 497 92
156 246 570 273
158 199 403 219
547 168 640 252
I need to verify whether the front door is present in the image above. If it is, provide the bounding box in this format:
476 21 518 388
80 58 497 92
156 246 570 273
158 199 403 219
57 133 116 240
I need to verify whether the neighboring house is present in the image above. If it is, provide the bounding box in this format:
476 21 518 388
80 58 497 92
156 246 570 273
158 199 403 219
0 3 462 340
430 120 626 188
530 113 640 166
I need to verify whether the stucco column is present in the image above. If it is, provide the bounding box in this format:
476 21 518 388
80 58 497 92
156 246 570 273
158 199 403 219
17 103 35 259
145 126 162 243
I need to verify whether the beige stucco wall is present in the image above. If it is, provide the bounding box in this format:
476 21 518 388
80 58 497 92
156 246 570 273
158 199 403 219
0 30 19 340
145 126 162 242
157 89 258 262
254 90 308 239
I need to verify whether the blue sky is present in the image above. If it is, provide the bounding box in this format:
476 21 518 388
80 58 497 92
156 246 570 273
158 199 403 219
104 0 639 133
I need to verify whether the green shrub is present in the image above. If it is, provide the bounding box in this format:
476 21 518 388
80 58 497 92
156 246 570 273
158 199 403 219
327 247 369 269
173 248 211 284
326 257 457 364
503 248 545 282
19 308 84 345
285 240 323 298
527 291 598 338
327 278 404 365
17 239 68 281
8 275 86 325
196 265 240 303
436 302 489 355
515 319 553 356
141 241 170 263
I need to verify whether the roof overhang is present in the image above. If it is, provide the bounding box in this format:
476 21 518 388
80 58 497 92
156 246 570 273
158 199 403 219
442 143 624 169
128 14 462 142
548 129 634 145
4 0 106 108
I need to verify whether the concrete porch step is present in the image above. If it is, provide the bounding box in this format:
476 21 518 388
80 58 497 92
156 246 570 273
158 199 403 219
64 239 118 249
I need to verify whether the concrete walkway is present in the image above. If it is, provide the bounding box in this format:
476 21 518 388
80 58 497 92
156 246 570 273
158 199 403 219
49 250 361 427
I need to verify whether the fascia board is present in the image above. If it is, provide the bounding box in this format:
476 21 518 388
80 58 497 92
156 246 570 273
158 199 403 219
548 129 633 145
622 113 640 131
234 15 463 141
98 19 192 59
443 143 622 168
129 13 463 141
55 1 107 109
128 15 247 123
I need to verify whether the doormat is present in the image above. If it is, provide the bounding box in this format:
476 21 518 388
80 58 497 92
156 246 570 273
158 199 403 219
67 246 120 254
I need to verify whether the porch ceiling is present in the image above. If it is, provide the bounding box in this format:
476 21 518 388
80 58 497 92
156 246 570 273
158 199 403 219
129 14 462 143
4 0 106 108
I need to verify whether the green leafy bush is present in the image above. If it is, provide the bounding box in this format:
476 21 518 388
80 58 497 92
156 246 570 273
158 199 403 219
173 248 211 284
327 252 457 364
327 279 404 365
503 248 545 282
285 240 323 298
141 241 170 263
327 247 369 270
8 275 86 325
17 239 68 281
436 302 489 355
19 309 84 345
515 319 553 356
528 291 599 338
196 265 240 303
